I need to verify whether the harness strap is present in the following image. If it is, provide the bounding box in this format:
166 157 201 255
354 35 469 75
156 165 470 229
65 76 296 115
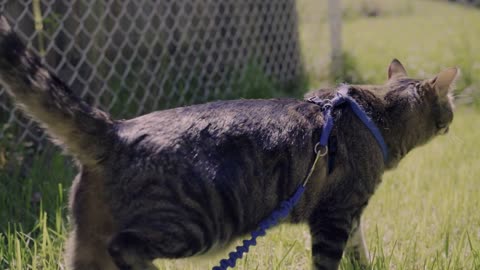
309 85 388 163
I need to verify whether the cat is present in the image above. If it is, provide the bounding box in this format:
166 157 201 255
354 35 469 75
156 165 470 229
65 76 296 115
0 15 457 270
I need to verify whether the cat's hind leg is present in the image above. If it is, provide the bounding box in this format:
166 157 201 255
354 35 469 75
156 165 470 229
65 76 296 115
65 228 118 270
66 172 118 270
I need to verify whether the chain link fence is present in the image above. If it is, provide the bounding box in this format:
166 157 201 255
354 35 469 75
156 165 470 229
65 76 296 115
0 0 304 147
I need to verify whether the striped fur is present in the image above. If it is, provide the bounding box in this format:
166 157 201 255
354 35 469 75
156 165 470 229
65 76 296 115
0 16 457 270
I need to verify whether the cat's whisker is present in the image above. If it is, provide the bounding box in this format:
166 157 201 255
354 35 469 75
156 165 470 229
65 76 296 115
447 132 464 145
453 94 472 98
453 93 471 97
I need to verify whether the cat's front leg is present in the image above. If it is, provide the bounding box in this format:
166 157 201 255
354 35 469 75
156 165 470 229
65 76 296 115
345 217 370 267
308 213 352 270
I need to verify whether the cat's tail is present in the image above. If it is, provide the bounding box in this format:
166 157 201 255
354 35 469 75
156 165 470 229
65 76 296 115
0 15 115 167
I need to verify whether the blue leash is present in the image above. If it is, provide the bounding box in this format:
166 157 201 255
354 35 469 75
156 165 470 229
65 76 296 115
212 86 388 270
211 185 307 270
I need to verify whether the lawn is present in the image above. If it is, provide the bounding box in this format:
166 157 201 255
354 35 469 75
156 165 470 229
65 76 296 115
1 0 480 269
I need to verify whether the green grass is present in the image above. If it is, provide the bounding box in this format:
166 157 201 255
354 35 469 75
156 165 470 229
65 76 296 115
1 0 480 269
0 150 73 269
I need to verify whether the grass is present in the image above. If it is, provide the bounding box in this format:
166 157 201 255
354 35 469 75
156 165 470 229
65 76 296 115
1 0 480 269
299 0 480 92
0 148 73 270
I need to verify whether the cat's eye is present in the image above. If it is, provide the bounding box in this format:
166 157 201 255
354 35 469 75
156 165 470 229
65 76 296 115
436 123 449 134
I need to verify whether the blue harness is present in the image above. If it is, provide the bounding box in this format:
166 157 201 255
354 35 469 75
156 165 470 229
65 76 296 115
213 86 388 270
311 86 388 169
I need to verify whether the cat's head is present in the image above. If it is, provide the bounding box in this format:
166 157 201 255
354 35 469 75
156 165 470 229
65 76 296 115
383 59 458 168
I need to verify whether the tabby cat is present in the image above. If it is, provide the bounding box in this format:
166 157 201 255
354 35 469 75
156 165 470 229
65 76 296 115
0 15 457 270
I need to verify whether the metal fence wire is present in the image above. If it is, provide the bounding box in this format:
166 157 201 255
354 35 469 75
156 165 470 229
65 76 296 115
0 1 303 146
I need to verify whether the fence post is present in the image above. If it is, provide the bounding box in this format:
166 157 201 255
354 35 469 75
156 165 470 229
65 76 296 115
328 0 342 80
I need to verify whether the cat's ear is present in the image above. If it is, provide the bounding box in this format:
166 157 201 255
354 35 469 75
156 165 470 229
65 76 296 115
428 67 459 97
388 59 408 80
